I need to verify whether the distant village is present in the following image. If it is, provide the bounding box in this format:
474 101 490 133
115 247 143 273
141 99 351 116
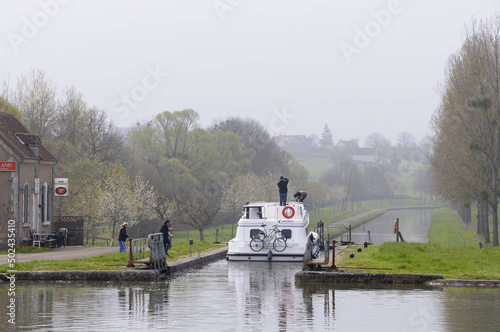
273 135 379 164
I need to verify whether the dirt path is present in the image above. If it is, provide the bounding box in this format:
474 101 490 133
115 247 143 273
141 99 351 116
1 246 120 264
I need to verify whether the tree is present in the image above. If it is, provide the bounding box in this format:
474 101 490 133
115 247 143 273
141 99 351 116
431 16 500 246
0 96 23 120
395 131 416 160
54 85 87 145
80 107 123 163
99 162 139 239
319 123 334 150
364 132 392 158
209 116 290 176
14 69 57 140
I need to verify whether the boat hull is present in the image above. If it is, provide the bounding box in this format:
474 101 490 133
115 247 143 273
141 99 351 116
226 251 304 262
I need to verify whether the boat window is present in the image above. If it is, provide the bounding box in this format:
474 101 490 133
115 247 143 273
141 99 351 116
244 207 264 219
250 229 262 239
281 229 292 239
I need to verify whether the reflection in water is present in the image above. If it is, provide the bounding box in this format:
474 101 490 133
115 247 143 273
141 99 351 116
1 260 500 331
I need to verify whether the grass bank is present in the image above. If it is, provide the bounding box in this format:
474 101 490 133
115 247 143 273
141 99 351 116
0 240 225 272
335 208 500 279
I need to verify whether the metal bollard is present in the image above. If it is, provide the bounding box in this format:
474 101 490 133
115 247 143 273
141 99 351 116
331 240 337 269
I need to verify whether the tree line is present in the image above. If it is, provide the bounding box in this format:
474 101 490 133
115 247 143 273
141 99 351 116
0 72 305 240
1 68 434 241
431 16 500 246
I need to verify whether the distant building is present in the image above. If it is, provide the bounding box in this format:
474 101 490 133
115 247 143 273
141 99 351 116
0 112 58 248
337 140 378 164
273 135 315 155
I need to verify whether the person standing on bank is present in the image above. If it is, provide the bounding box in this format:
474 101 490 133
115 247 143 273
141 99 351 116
294 191 307 202
118 222 129 253
160 219 173 255
277 176 289 206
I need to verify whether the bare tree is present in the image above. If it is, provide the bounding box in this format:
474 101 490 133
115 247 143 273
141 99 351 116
431 16 500 246
14 69 57 140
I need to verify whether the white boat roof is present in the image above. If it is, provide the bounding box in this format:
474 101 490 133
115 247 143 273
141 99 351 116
239 201 309 225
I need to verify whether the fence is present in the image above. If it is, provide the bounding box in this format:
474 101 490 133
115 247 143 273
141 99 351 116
54 216 84 245
131 237 146 260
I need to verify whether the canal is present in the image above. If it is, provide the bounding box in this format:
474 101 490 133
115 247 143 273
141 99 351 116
2 260 499 331
2 209 499 331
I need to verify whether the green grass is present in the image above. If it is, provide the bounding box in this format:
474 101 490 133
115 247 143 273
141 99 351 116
336 208 500 279
0 246 52 255
0 239 226 272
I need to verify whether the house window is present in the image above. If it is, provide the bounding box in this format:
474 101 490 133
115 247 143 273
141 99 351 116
23 184 29 224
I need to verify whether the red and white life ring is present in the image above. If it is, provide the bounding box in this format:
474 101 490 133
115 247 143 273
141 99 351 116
282 206 295 219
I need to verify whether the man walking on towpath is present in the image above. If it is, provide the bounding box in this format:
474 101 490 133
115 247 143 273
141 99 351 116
277 176 289 206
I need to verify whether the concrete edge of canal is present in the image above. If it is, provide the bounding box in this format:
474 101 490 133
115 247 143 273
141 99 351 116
295 271 500 287
0 247 229 282
295 271 444 284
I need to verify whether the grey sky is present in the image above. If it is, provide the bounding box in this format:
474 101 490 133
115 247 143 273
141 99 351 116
2 0 499 145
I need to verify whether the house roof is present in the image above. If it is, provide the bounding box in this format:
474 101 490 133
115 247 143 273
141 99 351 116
337 140 359 148
0 112 57 162
273 135 314 145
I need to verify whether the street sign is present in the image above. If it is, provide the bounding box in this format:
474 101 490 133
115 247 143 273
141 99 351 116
54 178 69 197
0 162 16 171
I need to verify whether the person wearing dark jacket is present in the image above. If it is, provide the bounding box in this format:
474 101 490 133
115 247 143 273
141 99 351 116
118 222 129 253
160 219 173 255
294 191 307 202
277 176 289 206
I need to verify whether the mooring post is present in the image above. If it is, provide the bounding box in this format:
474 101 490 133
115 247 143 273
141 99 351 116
395 218 400 242
331 240 337 269
127 238 135 267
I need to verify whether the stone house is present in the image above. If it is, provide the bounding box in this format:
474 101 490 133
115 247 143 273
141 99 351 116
273 135 315 155
0 112 57 248
337 140 379 164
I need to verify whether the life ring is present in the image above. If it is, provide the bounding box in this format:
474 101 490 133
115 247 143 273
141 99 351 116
282 206 295 219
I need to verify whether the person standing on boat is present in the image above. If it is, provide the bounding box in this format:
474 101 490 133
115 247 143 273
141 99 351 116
277 176 289 206
160 219 173 255
294 191 307 202
118 222 129 253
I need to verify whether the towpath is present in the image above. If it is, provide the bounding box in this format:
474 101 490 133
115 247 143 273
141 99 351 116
1 246 119 264
324 208 385 228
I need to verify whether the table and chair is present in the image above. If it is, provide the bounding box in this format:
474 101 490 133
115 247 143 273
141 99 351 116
30 228 68 248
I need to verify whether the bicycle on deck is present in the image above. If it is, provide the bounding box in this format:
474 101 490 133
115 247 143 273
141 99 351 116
249 224 287 252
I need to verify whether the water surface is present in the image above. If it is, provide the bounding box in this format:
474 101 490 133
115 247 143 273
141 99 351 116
2 260 499 331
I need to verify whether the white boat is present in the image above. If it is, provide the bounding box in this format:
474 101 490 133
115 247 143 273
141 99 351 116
226 201 311 262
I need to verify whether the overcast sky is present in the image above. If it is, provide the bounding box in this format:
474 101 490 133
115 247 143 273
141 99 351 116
1 0 499 145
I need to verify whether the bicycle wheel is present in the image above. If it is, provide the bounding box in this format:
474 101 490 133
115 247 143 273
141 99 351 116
250 238 264 252
273 238 287 252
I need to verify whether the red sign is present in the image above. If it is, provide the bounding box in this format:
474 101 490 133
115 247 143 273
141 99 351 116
55 187 68 196
0 162 16 171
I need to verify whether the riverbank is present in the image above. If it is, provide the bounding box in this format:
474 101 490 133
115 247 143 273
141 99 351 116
0 247 228 281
